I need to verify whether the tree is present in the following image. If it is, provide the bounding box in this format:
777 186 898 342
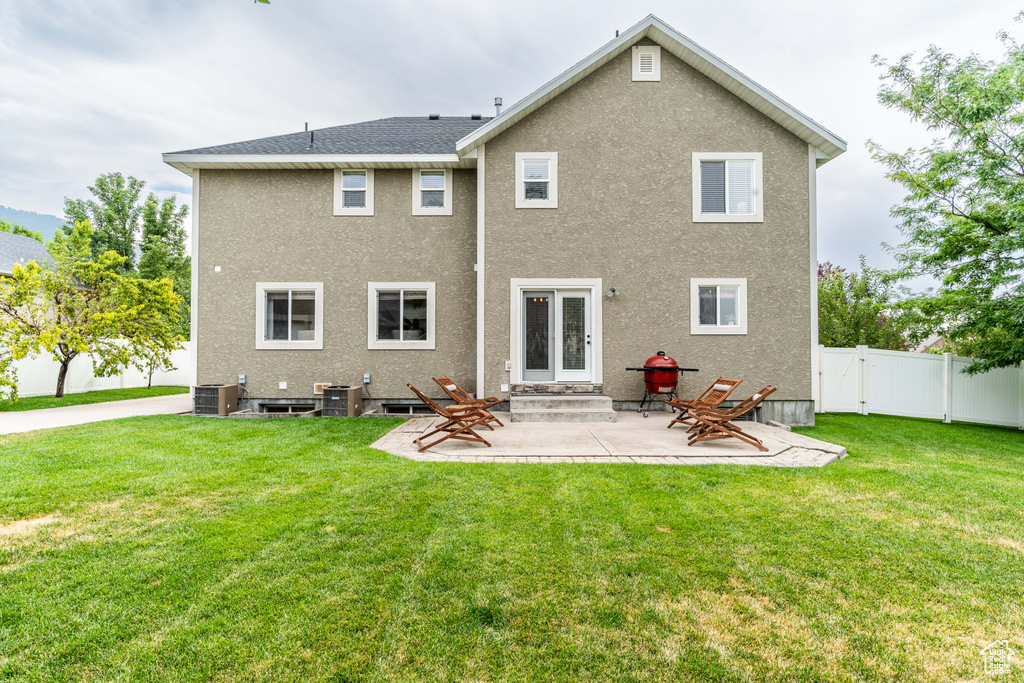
818 260 926 350
138 193 191 338
0 222 184 400
0 220 44 243
868 14 1024 372
63 173 146 271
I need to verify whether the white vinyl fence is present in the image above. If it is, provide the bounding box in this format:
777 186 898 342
819 345 1024 428
11 341 192 398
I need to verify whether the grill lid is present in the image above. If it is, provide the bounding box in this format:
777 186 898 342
643 351 679 370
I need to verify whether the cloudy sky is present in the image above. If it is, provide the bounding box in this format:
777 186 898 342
0 0 1017 271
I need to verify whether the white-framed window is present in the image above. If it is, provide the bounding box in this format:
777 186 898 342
632 45 661 81
515 152 558 209
333 168 374 216
367 282 436 350
690 278 747 335
411 168 453 216
691 153 763 223
255 282 324 350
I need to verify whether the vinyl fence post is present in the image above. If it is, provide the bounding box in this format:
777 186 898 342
943 353 953 424
857 345 869 416
816 344 825 414
1018 362 1024 430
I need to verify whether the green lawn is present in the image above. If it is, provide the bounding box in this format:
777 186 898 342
1 414 1022 682
0 385 188 412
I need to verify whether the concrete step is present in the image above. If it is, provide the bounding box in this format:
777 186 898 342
510 394 613 411
510 408 617 423
510 394 617 423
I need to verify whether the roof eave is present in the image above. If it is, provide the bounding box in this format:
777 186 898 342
456 15 847 164
162 153 472 174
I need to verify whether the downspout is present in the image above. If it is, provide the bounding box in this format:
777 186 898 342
476 144 486 397
808 145 820 414
190 169 200 396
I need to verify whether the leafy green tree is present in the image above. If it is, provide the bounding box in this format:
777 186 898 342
0 220 44 243
868 15 1024 372
138 193 191 338
0 222 184 400
818 260 926 350
63 173 146 271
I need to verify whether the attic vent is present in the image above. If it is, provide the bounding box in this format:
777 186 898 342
470 114 482 120
632 45 661 82
428 113 440 120
639 53 654 73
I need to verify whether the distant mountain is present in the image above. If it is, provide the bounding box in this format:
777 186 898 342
0 205 64 242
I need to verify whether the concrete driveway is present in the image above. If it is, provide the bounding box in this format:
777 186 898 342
0 394 192 435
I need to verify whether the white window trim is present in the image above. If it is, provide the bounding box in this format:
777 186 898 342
255 282 324 350
691 153 763 223
367 282 436 350
411 168 453 216
690 278 748 335
515 152 558 209
333 168 374 216
632 45 661 81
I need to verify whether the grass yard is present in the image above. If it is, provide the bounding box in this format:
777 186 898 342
1 414 1022 682
0 386 189 412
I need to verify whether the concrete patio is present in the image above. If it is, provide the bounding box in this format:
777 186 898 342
371 411 847 466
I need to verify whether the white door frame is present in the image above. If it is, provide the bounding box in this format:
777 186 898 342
510 278 603 385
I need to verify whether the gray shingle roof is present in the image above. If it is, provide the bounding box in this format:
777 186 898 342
169 116 492 156
0 231 52 275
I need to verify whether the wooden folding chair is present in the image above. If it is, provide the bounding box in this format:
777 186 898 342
407 384 493 453
686 386 777 452
432 376 505 428
666 377 742 429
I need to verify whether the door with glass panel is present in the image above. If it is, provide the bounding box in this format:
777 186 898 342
521 289 592 383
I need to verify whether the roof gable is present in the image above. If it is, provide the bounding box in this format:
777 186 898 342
456 15 846 165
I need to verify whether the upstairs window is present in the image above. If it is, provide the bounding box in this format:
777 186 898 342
255 283 324 350
411 168 453 215
333 169 374 216
691 153 763 222
515 152 558 209
690 278 747 335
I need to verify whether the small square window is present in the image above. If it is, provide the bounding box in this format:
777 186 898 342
515 152 558 209
692 154 763 223
368 282 436 349
256 283 324 349
412 169 452 215
334 169 374 215
691 278 747 335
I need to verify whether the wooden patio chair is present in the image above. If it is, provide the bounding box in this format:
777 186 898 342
686 386 777 452
432 376 505 429
666 377 742 429
407 384 493 453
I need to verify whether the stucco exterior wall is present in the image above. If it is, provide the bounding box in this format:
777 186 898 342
196 168 476 402
482 41 812 403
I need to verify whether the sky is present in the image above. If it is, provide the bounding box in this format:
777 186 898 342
0 0 1018 273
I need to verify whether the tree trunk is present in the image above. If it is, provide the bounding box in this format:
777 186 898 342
147 365 154 389
55 360 70 399
54 351 77 399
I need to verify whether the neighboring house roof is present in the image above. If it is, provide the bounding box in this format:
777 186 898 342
0 231 51 276
164 14 845 173
457 15 846 165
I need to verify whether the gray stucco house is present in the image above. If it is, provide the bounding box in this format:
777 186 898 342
164 15 845 424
